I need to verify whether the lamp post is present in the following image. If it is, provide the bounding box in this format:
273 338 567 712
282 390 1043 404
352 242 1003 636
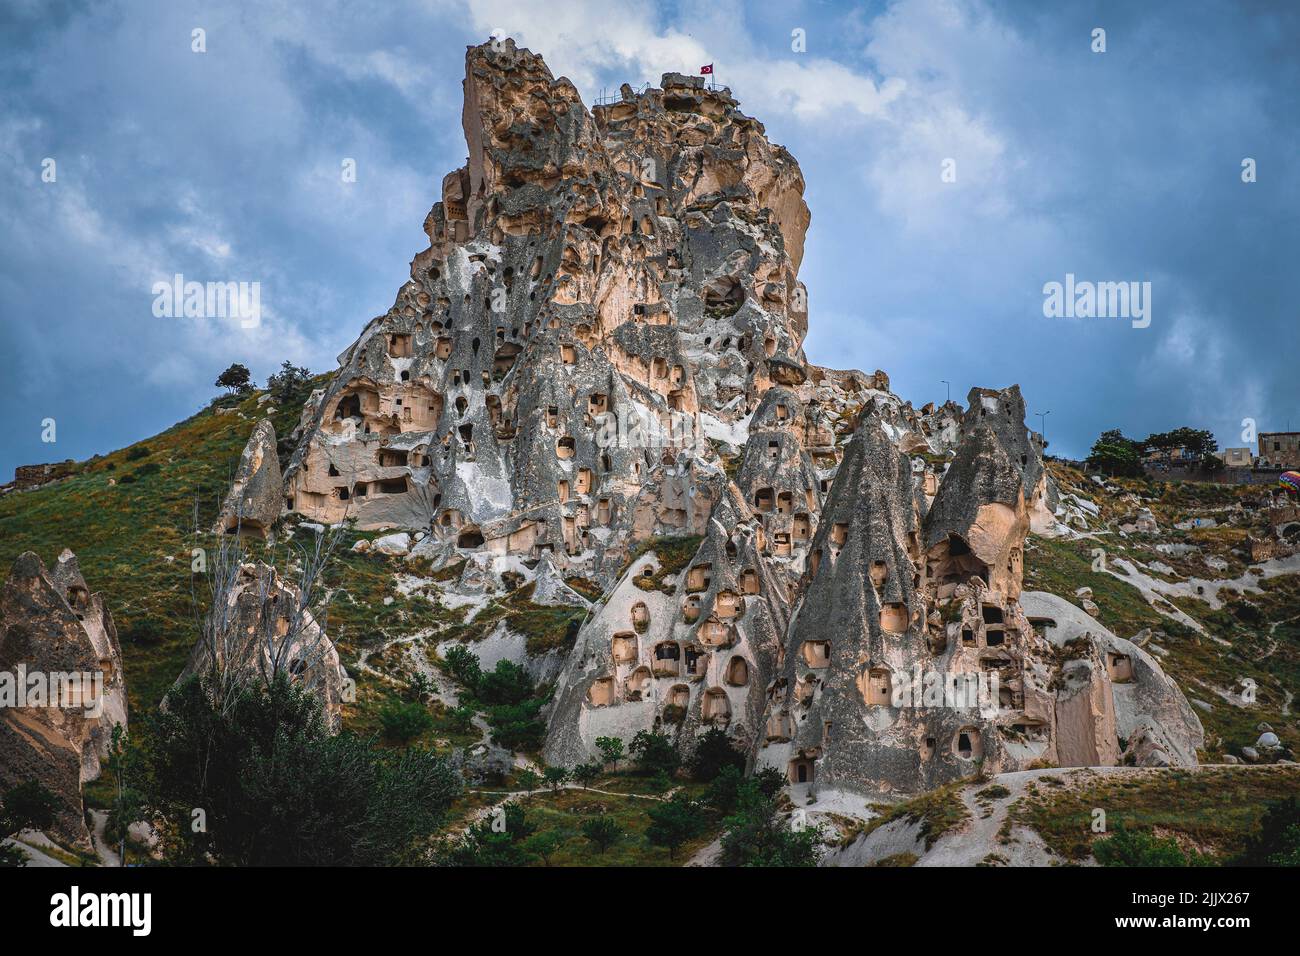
940 380 950 404
1036 411 1051 449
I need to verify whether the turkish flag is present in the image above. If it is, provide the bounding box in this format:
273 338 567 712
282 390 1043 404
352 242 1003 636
700 64 713 74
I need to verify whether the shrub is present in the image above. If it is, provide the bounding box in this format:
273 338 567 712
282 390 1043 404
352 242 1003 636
1093 825 1208 867
121 618 165 646
1239 796 1300 866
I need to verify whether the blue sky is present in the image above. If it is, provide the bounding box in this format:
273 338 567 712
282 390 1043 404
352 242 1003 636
1 0 1296 479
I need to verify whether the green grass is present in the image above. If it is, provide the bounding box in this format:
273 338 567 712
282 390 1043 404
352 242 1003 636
627 534 705 593
1023 536 1170 640
1011 766 1300 862
862 780 972 850
0 392 266 711
487 777 718 866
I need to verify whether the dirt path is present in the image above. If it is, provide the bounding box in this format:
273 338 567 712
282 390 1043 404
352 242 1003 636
88 809 121 867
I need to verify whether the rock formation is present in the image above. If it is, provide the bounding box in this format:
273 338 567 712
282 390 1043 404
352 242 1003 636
172 561 350 732
0 550 127 849
274 40 1202 797
213 417 282 538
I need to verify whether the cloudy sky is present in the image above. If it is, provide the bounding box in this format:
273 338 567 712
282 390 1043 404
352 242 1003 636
1 0 1296 478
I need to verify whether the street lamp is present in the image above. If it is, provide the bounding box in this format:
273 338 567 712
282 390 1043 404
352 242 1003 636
1036 411 1051 448
940 380 950 404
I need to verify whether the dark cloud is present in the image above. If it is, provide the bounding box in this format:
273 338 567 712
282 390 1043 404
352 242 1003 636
1 0 1295 478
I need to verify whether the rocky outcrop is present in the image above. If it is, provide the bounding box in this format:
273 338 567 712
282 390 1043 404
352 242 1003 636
1020 590 1204 767
173 562 349 732
213 418 282 538
544 478 788 767
275 39 1204 795
0 550 127 850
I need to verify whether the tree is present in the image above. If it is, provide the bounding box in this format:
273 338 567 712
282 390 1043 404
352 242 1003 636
542 766 569 793
595 736 625 769
448 703 477 734
719 780 821 867
704 765 745 814
1145 427 1217 459
644 792 706 860
1087 429 1143 477
379 698 434 743
142 674 461 865
523 830 563 866
571 762 601 789
476 659 535 706
406 672 434 703
629 729 680 778
215 363 253 394
485 698 547 751
516 768 541 799
103 723 140 866
581 815 622 855
443 645 482 691
266 360 312 406
0 781 60 868
691 728 746 782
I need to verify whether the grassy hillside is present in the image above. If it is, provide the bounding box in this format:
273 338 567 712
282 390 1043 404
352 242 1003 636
0 391 270 710
1026 462 1300 760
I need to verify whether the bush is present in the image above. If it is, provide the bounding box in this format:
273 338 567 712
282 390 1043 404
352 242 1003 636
1239 796 1300 866
440 802 536 866
1093 825 1208 867
121 618 165 646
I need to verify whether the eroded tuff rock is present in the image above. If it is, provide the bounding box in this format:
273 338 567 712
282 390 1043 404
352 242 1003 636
172 562 349 732
0 550 127 849
213 418 282 538
1020 590 1204 767
277 40 1201 794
